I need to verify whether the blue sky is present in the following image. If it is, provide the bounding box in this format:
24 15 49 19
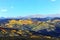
0 0 60 17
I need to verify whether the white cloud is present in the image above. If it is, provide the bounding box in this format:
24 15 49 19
50 0 56 2
0 9 8 12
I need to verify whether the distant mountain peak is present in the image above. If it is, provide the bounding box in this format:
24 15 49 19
25 14 46 18
46 14 60 17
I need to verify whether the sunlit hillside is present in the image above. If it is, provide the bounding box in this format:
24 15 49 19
0 17 60 40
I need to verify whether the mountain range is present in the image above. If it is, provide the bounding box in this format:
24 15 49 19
0 14 60 37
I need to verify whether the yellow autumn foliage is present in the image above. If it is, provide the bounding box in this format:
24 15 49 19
11 30 16 33
17 30 24 35
22 20 33 25
44 36 51 39
1 29 7 34
17 20 33 25
7 19 33 25
9 20 17 25
30 35 40 38
5 23 13 28
17 20 23 25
